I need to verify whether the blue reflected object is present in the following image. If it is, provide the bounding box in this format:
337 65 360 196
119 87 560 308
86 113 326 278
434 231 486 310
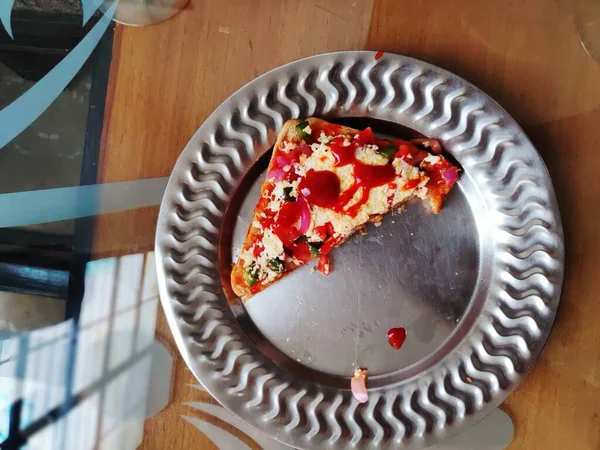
0 0 15 39
82 0 105 26
0 0 118 149
0 178 168 228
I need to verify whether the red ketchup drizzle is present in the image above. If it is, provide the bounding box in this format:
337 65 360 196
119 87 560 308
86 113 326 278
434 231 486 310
299 170 340 208
326 128 396 216
387 327 407 349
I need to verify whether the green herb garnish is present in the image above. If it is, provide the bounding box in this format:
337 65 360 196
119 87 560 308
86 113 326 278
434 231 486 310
308 242 323 258
377 145 397 160
283 186 295 201
243 264 259 286
267 257 285 273
295 121 311 140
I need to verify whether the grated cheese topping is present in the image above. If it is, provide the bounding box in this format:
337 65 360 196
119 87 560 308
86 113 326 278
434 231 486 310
239 127 435 283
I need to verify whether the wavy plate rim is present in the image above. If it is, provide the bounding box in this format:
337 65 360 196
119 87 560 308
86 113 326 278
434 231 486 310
155 51 564 449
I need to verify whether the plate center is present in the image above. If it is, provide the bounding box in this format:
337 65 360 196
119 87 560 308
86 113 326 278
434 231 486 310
230 169 480 379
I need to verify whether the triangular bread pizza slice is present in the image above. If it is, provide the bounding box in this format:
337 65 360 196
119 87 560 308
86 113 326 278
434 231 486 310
231 118 459 300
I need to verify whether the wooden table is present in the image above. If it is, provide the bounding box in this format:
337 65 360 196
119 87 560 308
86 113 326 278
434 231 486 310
95 0 600 448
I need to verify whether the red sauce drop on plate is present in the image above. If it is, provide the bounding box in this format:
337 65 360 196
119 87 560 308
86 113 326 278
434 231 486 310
387 327 407 349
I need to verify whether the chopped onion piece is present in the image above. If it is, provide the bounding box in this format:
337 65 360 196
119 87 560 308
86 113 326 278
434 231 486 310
297 196 311 234
351 367 369 403
298 144 312 155
442 167 458 184
267 168 286 181
276 155 292 167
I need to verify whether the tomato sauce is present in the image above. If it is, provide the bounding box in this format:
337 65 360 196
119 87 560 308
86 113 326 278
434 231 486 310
298 170 340 208
387 327 407 349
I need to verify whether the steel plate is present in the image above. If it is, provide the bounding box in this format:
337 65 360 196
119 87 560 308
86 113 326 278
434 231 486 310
155 51 564 449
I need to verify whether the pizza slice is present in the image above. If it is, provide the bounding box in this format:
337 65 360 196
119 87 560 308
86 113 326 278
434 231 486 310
231 118 459 300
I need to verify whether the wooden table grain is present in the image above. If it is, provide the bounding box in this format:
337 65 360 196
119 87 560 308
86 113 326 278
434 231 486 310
95 1 600 448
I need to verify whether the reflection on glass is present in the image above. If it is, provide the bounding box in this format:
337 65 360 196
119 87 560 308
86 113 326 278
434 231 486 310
577 1 600 62
102 0 188 26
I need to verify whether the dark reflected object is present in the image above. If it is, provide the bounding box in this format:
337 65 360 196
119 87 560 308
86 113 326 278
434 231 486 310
0 6 113 320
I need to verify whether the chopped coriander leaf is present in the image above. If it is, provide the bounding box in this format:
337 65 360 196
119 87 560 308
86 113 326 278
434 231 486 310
267 257 285 273
244 264 259 286
283 186 295 201
295 121 311 140
377 145 397 160
308 242 323 257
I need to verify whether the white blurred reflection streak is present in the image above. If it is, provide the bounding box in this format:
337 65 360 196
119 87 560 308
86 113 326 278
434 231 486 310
0 252 160 449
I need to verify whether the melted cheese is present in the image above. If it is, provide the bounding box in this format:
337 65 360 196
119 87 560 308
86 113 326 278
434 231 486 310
261 228 284 260
281 141 297 153
305 142 335 171
393 157 421 179
268 179 300 212
318 132 330 144
254 229 285 282
355 145 388 166
423 154 441 165
337 165 354 191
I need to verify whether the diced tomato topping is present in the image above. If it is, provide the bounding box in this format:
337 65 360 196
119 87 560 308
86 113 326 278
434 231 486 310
252 242 264 257
412 150 428 165
393 141 428 166
320 236 341 255
357 127 375 145
291 241 312 263
314 225 328 240
317 254 331 275
402 178 421 190
325 222 335 236
394 144 412 161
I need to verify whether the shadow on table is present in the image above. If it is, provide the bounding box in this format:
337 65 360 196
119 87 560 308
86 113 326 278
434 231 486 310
0 252 165 450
